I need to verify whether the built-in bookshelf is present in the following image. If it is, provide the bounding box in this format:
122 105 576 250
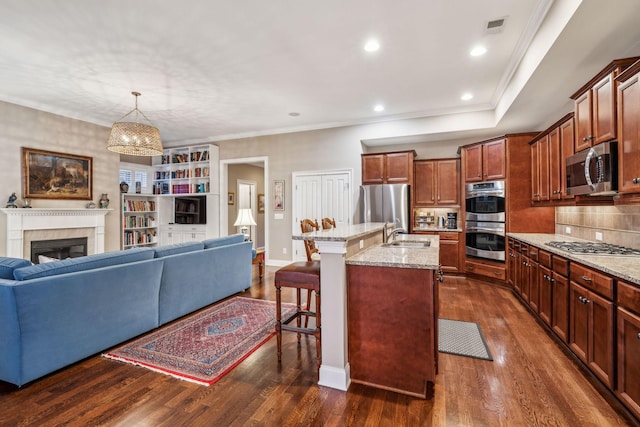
121 194 158 249
152 144 217 195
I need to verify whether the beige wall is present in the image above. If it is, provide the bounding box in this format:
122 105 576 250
0 100 122 256
556 205 640 249
215 125 463 262
227 164 265 248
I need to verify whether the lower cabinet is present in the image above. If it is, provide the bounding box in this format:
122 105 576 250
347 264 437 398
551 272 570 343
616 280 640 419
510 238 636 415
415 231 460 272
568 282 614 388
159 225 206 245
465 259 506 281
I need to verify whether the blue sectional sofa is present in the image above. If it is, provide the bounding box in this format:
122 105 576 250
0 234 252 387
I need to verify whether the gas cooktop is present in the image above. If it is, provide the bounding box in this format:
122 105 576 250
545 241 640 256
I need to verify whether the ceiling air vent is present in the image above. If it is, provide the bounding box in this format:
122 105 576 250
485 17 507 34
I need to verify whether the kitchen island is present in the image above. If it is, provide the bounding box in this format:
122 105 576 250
347 234 440 398
292 222 389 391
293 225 440 395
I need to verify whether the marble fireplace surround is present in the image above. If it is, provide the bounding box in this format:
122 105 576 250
0 208 110 259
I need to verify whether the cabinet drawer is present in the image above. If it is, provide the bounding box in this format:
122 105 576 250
465 260 506 281
520 243 529 257
552 255 569 277
528 246 539 262
438 232 459 241
570 263 613 299
539 250 552 268
618 280 640 315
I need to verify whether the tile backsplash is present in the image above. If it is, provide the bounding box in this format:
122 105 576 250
555 206 640 249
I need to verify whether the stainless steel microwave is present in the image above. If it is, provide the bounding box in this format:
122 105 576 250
566 141 617 196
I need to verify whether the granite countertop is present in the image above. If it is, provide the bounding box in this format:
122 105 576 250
508 233 640 286
292 222 387 242
346 234 440 270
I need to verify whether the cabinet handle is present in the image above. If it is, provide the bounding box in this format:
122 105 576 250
468 265 474 270
437 270 444 283
637 333 640 340
581 275 592 282
493 272 502 276
578 296 590 304
543 274 548 280
633 177 640 184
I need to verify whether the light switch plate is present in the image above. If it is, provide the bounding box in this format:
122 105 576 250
595 232 603 241
565 226 571 234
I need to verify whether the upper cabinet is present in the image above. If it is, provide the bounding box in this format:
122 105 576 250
570 57 639 152
616 59 640 196
531 114 575 204
414 158 460 207
462 138 505 183
362 150 416 185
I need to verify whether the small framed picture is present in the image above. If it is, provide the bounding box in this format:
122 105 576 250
274 180 284 211
228 192 235 205
258 194 265 213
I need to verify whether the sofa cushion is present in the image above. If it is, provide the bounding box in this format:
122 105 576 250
12 247 155 281
203 234 245 249
0 257 32 279
153 241 204 258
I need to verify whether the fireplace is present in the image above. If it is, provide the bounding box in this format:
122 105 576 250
0 208 109 259
30 237 88 264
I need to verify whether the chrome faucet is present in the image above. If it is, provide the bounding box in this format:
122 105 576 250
383 223 406 243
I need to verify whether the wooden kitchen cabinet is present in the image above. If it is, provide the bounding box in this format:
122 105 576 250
362 150 415 184
568 264 615 389
413 231 460 272
507 238 520 292
616 60 640 196
558 116 575 200
347 265 437 398
571 57 639 152
616 280 640 419
462 138 505 183
530 113 574 204
538 250 553 326
414 159 459 207
551 256 570 343
530 135 550 201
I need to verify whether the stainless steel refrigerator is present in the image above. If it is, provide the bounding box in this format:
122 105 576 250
359 184 410 231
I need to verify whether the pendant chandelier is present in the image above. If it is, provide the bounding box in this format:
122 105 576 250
106 91 164 156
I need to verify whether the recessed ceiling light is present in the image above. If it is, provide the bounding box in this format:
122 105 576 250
373 104 385 112
288 112 300 117
470 45 487 57
364 39 380 52
461 93 473 101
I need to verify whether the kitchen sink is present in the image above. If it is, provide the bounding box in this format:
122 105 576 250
381 240 431 248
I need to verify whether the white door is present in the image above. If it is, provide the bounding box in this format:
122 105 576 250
292 170 352 260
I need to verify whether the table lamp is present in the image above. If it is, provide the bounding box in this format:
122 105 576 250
234 208 257 241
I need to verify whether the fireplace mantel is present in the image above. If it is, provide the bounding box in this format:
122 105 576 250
1 208 111 259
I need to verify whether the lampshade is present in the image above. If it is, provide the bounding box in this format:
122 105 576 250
234 208 257 227
107 91 164 156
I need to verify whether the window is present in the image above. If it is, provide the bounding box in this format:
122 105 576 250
119 163 153 194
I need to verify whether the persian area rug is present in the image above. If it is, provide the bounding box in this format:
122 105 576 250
438 318 493 361
103 297 296 386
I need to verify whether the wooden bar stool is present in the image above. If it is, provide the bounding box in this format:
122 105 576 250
274 260 321 370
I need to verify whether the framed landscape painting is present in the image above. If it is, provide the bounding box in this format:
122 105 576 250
22 148 93 200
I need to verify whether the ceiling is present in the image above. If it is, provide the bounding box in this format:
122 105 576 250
1 0 640 147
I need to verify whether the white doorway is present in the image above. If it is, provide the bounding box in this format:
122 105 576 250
292 169 352 260
236 180 257 243
220 156 268 262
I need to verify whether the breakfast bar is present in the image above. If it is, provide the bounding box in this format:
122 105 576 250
293 224 441 394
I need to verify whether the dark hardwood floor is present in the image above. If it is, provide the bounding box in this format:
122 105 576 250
0 266 636 426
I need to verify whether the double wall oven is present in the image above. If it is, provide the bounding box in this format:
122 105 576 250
465 180 505 262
